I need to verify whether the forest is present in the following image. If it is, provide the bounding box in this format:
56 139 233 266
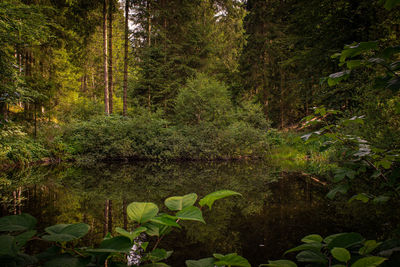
0 0 400 266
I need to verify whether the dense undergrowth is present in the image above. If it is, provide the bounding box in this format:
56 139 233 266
0 75 281 167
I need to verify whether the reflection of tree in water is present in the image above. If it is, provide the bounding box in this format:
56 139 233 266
1 162 398 266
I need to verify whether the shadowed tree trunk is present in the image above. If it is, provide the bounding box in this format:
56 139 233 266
123 0 129 116
108 0 113 114
103 0 109 114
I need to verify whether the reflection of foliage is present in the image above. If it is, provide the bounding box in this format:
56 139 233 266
1 162 399 265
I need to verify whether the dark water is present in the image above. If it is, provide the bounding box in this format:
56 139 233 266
0 161 398 266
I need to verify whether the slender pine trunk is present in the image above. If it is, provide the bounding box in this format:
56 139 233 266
103 0 109 114
123 0 129 116
108 0 113 114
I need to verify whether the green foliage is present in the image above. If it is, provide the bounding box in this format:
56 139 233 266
199 190 242 210
0 125 48 167
127 202 159 224
272 232 396 267
0 189 242 266
61 77 276 162
174 73 233 126
300 106 400 202
164 193 197 211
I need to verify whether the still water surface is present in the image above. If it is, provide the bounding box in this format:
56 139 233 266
1 161 396 266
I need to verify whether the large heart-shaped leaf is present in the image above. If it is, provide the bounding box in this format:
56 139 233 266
176 206 205 223
199 190 242 209
0 213 37 232
127 202 159 224
213 253 250 267
42 223 89 242
165 193 197 211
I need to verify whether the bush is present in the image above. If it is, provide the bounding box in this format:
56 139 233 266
0 124 48 166
61 74 278 162
174 73 234 126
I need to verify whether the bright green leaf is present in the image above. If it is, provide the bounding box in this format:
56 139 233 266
301 234 323 243
176 206 205 223
199 190 242 209
331 247 351 263
164 193 197 211
127 202 159 224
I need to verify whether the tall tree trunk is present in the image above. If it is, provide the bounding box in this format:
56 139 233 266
108 0 114 114
123 0 129 116
103 0 109 115
147 0 151 109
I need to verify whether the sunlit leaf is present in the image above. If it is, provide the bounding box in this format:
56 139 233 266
199 190 242 209
127 202 159 224
301 234 323 243
176 206 205 223
331 247 351 262
348 193 370 203
164 193 197 211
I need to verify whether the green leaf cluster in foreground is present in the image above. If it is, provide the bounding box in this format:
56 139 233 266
1 190 399 267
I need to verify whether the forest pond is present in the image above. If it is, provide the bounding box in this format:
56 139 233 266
1 161 397 266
